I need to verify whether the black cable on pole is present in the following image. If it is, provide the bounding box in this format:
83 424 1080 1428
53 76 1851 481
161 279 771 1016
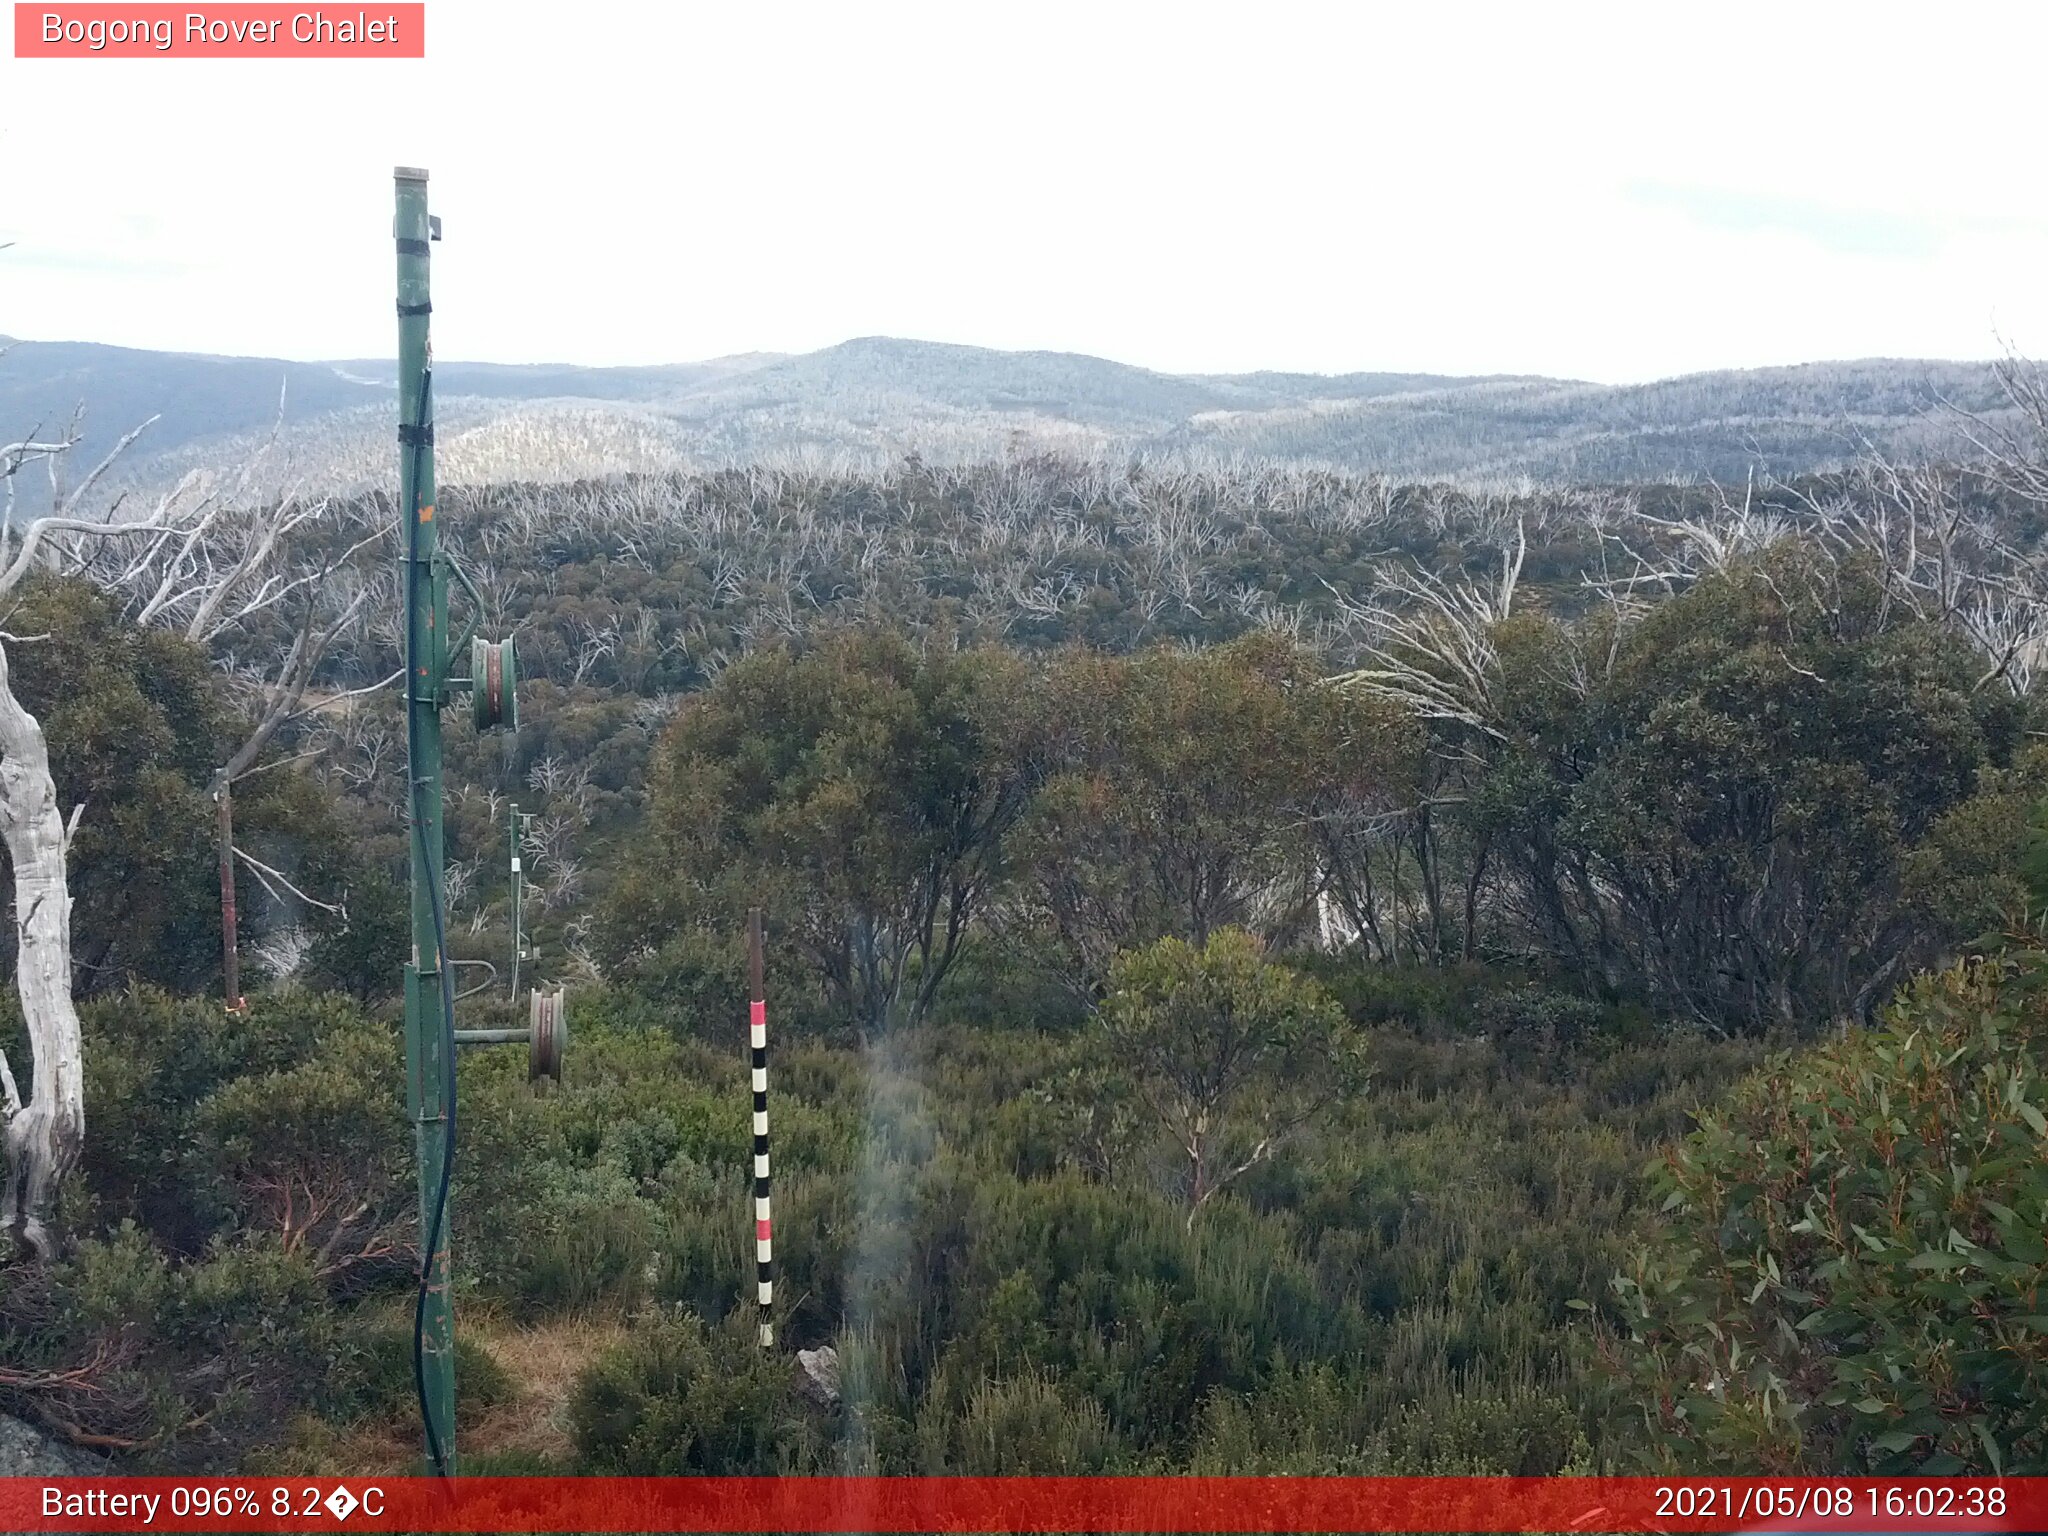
404 363 457 1479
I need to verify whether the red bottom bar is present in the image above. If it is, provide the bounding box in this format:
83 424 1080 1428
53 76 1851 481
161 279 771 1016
4 1476 2044 1534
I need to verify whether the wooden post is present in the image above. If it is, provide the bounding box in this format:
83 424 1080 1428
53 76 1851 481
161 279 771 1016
216 781 243 1014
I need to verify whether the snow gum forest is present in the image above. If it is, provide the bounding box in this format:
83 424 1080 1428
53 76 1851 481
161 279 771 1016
2 354 2047 1479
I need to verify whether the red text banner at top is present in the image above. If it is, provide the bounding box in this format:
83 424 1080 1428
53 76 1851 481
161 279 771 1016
3 1477 2047 1533
14 4 424 57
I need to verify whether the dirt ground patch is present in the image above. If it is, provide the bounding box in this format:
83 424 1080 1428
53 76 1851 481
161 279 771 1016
296 1311 625 1475
464 1314 628 1466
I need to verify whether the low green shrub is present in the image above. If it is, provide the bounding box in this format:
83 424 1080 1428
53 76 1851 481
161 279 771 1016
0 1227 352 1468
1610 959 2048 1474
488 1161 656 1311
1190 1363 1592 1474
191 1019 410 1286
913 1371 1114 1471
569 1315 831 1473
323 1311 513 1424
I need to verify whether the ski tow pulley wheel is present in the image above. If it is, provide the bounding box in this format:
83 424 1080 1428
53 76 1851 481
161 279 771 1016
473 636 518 731
528 987 566 1082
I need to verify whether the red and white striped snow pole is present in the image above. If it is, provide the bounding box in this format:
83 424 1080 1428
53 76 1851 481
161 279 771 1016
748 906 773 1348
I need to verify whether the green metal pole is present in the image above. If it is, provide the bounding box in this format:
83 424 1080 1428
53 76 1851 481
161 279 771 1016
454 1028 526 1046
395 164 455 1475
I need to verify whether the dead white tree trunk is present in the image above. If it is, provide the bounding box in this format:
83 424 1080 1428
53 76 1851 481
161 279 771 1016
0 639 82 1258
0 378 192 1252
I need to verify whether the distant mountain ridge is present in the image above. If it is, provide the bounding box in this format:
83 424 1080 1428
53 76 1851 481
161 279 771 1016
0 333 2015 507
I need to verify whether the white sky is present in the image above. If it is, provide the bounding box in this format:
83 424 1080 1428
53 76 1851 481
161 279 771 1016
3 0 2045 384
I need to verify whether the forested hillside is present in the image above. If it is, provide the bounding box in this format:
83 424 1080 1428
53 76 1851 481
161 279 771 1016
0 334 2021 512
1 431 2045 1476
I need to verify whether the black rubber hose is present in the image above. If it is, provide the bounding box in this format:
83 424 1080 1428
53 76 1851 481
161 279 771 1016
404 363 457 1479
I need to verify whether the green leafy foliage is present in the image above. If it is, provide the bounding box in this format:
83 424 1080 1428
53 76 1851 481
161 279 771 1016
1609 958 2048 1473
603 630 1039 1038
1445 550 2030 1033
1097 929 1364 1214
70 988 396 1256
13 472 2044 1478
560 966 1755 1475
570 1315 831 1473
191 1019 411 1284
0 579 364 997
1012 635 1413 983
0 1226 343 1464
0 991 419 1464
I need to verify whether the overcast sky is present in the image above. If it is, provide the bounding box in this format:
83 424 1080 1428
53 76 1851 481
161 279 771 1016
3 1 2043 383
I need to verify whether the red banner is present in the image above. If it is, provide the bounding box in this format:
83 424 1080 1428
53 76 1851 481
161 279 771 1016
1 1477 2043 1533
13 4 425 58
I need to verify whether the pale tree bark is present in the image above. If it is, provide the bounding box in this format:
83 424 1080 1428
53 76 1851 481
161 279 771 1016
0 639 83 1258
0 431 179 1254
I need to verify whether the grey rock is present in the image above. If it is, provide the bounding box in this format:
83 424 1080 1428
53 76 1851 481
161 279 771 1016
0 1415 103 1476
794 1344 840 1408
